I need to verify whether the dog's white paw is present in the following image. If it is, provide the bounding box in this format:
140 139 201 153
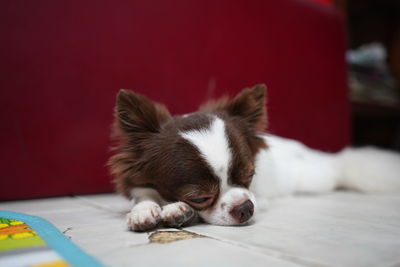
161 202 195 228
126 201 161 232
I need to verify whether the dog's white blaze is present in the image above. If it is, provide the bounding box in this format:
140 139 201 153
180 116 232 188
180 116 255 226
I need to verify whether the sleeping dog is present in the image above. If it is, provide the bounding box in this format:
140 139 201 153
108 85 400 231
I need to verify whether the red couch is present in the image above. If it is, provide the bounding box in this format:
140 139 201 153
0 0 349 200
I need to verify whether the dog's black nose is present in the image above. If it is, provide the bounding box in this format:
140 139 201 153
230 199 254 223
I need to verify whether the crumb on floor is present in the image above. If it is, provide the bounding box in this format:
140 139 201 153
149 230 205 244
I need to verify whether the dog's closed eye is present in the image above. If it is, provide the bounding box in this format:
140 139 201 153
190 197 210 204
186 196 214 208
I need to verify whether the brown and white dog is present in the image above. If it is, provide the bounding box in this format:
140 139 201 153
109 85 400 231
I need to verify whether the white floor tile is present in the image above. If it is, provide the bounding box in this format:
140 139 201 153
1 192 400 267
187 193 400 267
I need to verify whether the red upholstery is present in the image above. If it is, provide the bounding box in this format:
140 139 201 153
0 0 349 200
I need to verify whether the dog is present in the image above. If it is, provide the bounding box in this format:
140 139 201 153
108 84 400 231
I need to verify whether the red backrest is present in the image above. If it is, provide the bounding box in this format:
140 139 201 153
0 0 349 200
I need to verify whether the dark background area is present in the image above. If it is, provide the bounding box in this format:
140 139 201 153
336 0 400 151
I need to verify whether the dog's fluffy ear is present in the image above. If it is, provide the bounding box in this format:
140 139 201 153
110 90 171 198
200 84 267 131
116 89 171 133
114 89 171 146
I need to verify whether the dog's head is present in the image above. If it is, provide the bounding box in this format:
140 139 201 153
109 85 267 225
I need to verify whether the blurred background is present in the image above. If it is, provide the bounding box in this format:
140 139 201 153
336 0 400 151
0 0 399 200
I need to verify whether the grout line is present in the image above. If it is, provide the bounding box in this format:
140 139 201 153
72 195 124 215
186 230 333 267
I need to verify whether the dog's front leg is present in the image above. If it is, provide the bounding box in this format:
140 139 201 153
127 188 163 231
127 188 198 231
161 202 197 228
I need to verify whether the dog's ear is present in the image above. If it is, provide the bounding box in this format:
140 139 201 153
114 89 171 143
110 90 170 198
200 84 267 131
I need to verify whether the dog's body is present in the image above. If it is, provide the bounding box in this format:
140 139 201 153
252 135 400 198
109 85 400 231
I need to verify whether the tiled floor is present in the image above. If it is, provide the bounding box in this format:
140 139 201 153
1 193 400 267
